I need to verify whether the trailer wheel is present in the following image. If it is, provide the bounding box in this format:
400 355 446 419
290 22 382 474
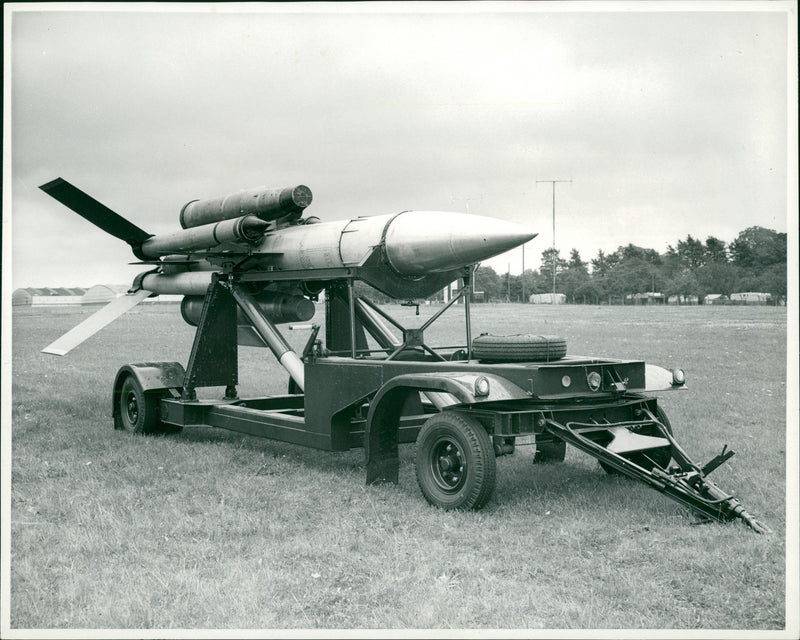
415 412 496 510
472 334 567 362
117 375 161 434
600 407 674 474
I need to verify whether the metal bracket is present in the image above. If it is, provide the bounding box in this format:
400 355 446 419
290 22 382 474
182 276 239 400
701 445 736 477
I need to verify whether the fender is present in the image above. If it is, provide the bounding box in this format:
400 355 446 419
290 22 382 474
111 362 186 421
644 364 687 391
364 372 528 485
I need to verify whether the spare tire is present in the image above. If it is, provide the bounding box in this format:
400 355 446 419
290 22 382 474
472 333 567 362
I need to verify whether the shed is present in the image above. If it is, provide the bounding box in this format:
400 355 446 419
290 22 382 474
730 292 771 305
704 294 728 305
529 293 566 304
627 292 665 305
26 286 86 306
12 288 34 305
668 294 699 305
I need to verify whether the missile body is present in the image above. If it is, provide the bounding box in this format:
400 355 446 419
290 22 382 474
254 210 536 276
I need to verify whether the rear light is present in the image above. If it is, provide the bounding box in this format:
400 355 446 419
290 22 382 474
672 369 686 386
587 371 602 391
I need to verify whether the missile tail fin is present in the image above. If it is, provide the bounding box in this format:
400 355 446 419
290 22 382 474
39 178 152 246
41 289 152 356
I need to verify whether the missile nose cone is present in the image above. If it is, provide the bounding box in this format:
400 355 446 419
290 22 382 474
384 211 536 276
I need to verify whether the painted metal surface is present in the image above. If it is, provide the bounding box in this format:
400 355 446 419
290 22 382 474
181 281 238 400
180 184 312 228
230 284 306 391
254 210 535 277
141 215 269 257
180 291 314 327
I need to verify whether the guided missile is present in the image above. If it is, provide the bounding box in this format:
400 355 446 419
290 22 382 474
40 179 537 292
38 177 537 355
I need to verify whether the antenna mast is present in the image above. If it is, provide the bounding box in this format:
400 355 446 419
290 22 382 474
536 179 572 299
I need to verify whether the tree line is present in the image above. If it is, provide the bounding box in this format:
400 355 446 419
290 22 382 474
471 225 787 304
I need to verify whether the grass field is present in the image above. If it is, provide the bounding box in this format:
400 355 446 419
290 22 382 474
7 302 790 631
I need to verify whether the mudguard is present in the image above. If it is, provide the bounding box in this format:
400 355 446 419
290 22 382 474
364 372 528 485
111 362 186 417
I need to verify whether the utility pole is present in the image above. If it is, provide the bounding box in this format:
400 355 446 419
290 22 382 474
536 179 571 301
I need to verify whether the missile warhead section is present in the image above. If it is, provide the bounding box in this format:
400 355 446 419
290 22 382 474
382 211 536 276
180 185 313 229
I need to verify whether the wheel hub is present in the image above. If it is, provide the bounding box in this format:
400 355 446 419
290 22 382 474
431 441 465 492
125 392 139 424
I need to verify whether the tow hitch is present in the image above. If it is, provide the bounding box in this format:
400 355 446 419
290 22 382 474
543 409 770 534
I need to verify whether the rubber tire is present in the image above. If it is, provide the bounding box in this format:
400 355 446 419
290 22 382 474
533 439 567 463
118 375 162 434
472 334 567 362
415 412 496 510
600 406 673 474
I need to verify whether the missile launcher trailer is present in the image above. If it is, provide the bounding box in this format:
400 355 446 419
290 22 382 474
39 178 769 533
113 270 768 533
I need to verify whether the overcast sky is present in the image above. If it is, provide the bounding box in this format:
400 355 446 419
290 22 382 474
5 2 796 288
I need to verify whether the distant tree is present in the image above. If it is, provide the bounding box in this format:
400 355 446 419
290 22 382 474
704 236 728 264
661 246 682 279
752 263 787 299
474 265 502 301
590 249 611 302
669 235 705 270
695 262 740 296
562 249 591 302
539 248 568 294
575 281 605 305
567 248 587 270
520 269 539 299
617 243 662 266
601 244 664 303
507 273 524 302
590 249 609 278
665 271 700 298
729 227 787 269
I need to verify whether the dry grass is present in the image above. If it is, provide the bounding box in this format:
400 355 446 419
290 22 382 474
7 302 789 631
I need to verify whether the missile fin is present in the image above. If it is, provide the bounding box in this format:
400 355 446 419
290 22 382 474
41 289 152 356
39 178 152 246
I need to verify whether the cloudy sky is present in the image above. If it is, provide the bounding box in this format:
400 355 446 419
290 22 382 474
6 2 795 288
